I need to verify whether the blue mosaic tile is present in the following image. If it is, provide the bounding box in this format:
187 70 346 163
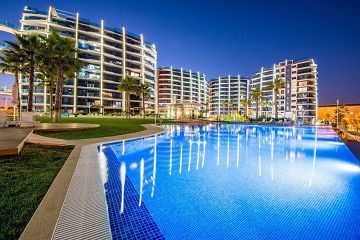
102 147 165 240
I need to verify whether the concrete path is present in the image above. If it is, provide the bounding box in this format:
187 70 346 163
20 124 165 240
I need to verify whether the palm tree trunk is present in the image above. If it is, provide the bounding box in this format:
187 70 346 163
27 62 35 112
54 69 63 123
127 93 130 119
256 99 259 119
49 85 53 119
142 93 145 119
15 72 21 121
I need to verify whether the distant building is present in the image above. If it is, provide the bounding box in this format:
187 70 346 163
208 75 250 117
157 67 207 118
0 86 13 108
250 58 318 123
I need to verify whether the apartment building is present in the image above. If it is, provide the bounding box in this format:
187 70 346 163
18 6 157 114
250 58 318 123
208 75 250 117
157 67 207 118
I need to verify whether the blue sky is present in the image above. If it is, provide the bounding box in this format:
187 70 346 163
0 0 359 105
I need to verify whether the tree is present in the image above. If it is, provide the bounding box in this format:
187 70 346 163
36 66 57 118
118 75 137 118
40 31 81 122
352 118 359 134
251 87 262 119
333 105 348 128
0 50 24 119
14 34 41 112
269 77 284 119
240 98 251 117
136 82 151 119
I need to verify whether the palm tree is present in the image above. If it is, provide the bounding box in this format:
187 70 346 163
118 75 137 118
37 41 58 119
36 67 57 118
0 44 25 119
240 98 251 117
136 82 151 119
269 77 284 119
41 31 81 122
228 101 234 116
221 100 228 116
14 34 41 112
251 87 262 119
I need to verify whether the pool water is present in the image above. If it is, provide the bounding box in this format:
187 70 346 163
100 124 360 239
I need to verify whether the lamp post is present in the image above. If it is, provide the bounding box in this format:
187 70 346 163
336 99 339 129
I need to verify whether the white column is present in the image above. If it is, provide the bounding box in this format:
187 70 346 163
180 67 184 103
197 72 201 104
100 20 104 114
218 76 221 116
73 12 79 113
170 66 173 104
121 27 126 112
140 34 145 84
189 69 192 103
237 74 240 112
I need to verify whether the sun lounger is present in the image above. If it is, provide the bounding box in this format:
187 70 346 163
0 111 8 128
20 112 35 127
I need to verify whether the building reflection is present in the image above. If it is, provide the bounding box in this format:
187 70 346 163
112 124 338 214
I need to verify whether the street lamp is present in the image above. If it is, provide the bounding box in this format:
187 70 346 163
336 99 339 129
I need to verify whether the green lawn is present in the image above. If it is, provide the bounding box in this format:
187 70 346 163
35 117 168 140
0 144 73 240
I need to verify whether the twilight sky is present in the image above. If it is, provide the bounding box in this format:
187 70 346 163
0 0 359 105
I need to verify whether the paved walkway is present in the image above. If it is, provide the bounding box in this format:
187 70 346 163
0 128 33 156
20 124 165 240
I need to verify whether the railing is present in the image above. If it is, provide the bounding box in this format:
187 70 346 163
0 20 18 29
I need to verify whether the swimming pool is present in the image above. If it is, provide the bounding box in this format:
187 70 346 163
99 124 360 239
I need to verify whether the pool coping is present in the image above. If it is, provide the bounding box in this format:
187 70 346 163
50 125 167 240
18 124 166 240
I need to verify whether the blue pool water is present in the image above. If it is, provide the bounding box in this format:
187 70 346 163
99 124 360 239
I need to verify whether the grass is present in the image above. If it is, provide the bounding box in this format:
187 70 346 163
35 117 169 140
0 144 73 240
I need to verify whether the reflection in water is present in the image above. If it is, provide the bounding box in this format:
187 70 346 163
105 124 360 217
196 139 201 170
188 139 192 172
236 134 240 168
120 162 126 213
169 139 173 175
151 135 157 198
258 132 262 177
217 126 220 166
309 127 318 187
202 140 206 169
271 129 274 180
179 144 183 174
227 136 230 168
139 158 144 206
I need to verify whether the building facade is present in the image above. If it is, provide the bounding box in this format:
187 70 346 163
250 58 318 123
157 67 207 118
208 75 250 117
18 6 157 114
